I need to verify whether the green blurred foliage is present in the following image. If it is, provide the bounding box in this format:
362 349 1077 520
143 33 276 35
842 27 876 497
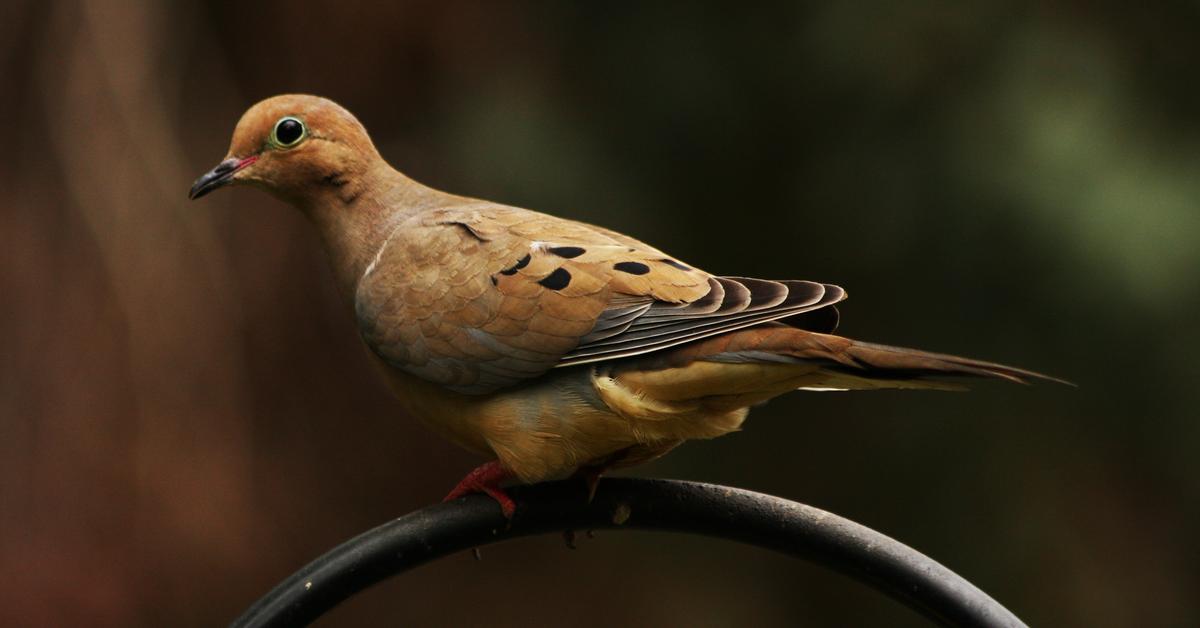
0 1 1196 626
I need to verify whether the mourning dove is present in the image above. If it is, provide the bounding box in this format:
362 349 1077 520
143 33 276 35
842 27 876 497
190 95 1063 517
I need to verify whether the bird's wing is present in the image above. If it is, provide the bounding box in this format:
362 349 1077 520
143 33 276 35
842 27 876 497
355 204 845 394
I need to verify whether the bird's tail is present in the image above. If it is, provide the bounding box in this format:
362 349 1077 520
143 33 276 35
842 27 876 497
799 335 1069 390
597 323 1067 431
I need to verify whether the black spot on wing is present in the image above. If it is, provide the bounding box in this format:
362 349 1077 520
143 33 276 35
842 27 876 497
614 261 651 275
500 253 531 275
549 246 586 258
660 258 692 271
538 268 572 290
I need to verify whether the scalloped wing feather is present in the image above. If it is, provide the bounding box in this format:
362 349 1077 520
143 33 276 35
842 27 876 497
355 204 845 394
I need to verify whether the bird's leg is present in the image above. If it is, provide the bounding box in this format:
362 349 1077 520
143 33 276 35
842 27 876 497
575 449 630 502
572 460 615 503
560 463 611 548
443 460 516 518
580 466 605 502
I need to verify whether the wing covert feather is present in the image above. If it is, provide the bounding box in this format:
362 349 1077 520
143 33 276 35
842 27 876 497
355 204 844 394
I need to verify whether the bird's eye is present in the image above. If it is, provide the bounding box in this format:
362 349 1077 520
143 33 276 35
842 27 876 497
271 116 306 148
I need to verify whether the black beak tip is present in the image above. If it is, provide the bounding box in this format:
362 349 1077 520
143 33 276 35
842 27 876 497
187 181 210 200
189 157 244 201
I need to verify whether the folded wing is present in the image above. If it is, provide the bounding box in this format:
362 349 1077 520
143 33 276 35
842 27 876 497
354 204 846 394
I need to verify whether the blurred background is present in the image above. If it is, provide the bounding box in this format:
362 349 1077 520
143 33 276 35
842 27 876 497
2 1 1197 626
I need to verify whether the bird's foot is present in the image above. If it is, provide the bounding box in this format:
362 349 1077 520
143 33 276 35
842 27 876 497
443 460 516 519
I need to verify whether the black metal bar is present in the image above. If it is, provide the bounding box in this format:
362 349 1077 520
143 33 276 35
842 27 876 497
230 478 1026 628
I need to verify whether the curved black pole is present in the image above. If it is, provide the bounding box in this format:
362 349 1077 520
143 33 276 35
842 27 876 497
231 479 1026 628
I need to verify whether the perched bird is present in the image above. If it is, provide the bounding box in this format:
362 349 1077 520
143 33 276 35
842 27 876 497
190 95 1062 517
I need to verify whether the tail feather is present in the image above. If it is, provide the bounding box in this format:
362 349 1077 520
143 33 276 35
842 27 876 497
835 339 1071 386
594 319 1067 447
611 322 1070 400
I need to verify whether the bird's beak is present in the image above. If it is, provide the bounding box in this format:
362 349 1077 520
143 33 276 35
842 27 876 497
188 155 258 200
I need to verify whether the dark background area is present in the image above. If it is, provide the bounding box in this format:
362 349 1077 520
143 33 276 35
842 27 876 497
2 2 1197 626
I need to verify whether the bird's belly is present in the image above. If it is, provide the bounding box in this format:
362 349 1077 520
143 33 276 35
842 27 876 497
377 359 760 483
372 359 492 455
376 362 647 481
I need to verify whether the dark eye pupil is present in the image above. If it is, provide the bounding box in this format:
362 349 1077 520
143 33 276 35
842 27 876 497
276 119 303 145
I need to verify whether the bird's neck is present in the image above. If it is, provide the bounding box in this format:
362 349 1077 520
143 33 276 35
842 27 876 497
299 163 452 301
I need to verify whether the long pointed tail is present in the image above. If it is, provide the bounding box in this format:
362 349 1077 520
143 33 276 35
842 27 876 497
610 323 1070 402
822 337 1071 388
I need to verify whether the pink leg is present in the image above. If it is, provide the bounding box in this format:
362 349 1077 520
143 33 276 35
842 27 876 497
443 460 516 518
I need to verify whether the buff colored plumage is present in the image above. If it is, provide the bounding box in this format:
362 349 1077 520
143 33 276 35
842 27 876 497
190 95 1063 516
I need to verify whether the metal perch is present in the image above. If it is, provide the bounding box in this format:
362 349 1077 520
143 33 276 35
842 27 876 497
230 478 1026 627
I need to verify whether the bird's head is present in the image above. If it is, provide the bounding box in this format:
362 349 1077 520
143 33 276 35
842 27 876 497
188 94 382 206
